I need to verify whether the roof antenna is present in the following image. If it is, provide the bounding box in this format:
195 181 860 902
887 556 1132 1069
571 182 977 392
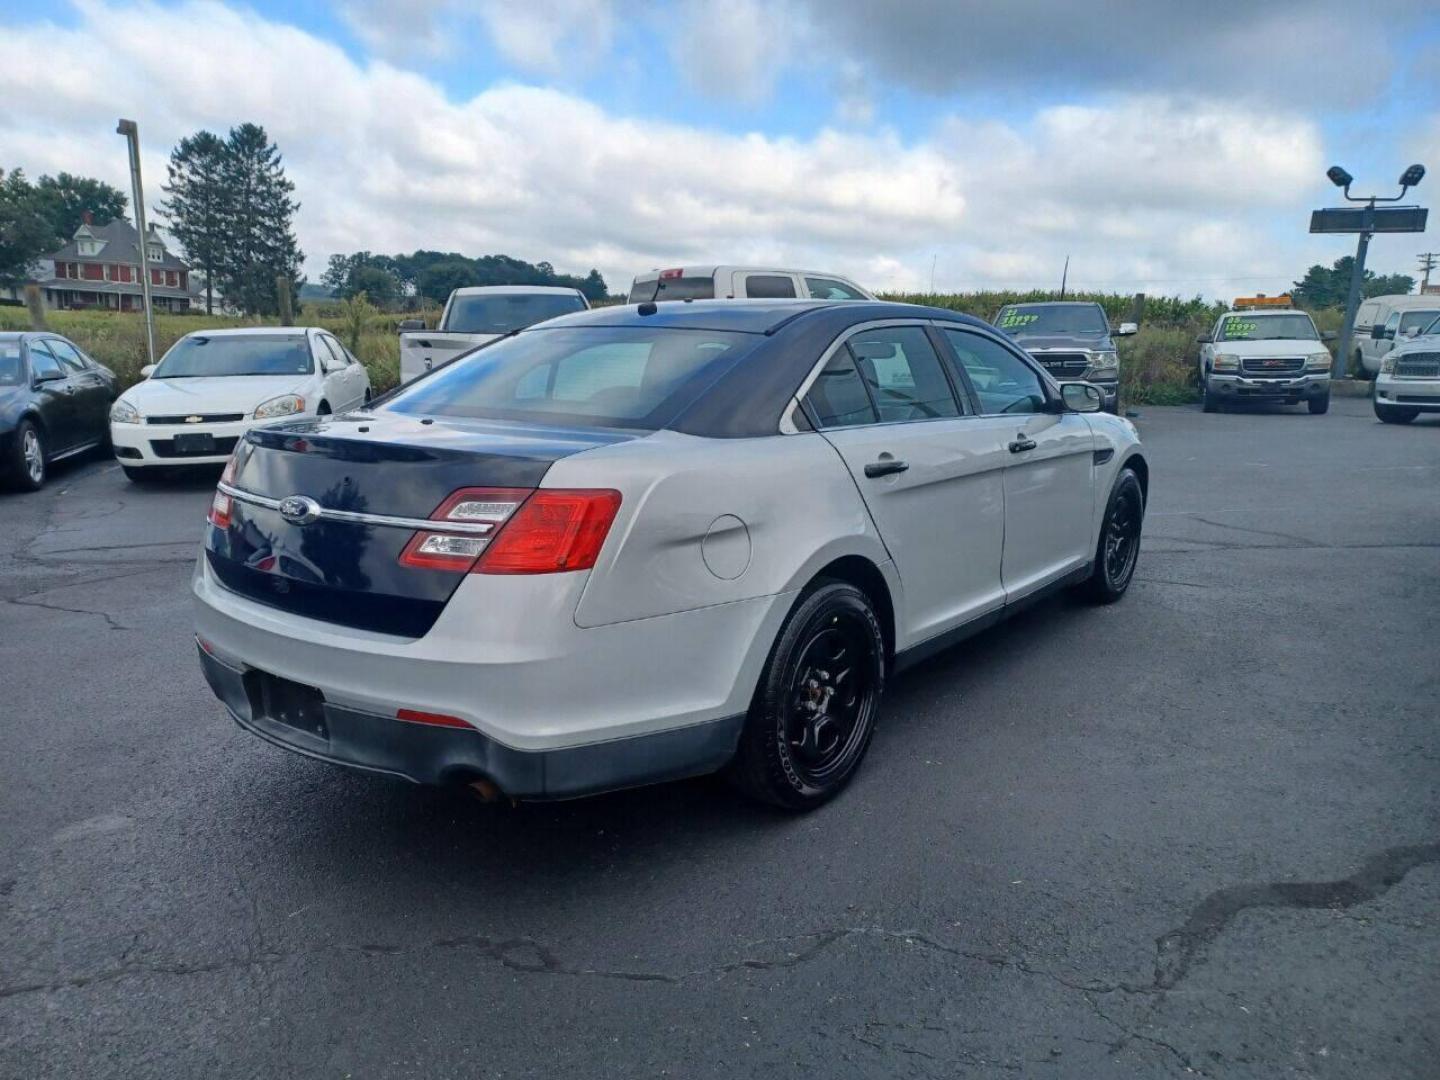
638 276 664 316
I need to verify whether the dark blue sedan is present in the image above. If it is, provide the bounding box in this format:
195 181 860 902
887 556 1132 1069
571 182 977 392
0 331 118 491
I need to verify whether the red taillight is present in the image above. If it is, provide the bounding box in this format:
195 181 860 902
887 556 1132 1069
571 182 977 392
476 489 622 575
208 455 237 529
396 708 474 730
398 486 621 574
659 268 684 280
397 487 532 571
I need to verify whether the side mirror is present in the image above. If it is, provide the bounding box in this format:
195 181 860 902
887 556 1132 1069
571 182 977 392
1195 333 1211 345
1370 324 1385 340
398 319 424 332
1321 330 1337 341
141 364 157 378
1115 322 1138 336
1059 381 1103 413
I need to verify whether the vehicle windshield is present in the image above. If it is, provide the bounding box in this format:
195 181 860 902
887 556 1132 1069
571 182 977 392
994 304 1108 336
0 341 22 385
626 277 717 303
1399 310 1440 335
443 293 586 334
1218 313 1319 341
384 326 758 430
1421 313 1440 337
153 335 313 378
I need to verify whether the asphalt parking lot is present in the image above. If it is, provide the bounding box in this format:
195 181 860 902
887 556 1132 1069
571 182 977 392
2 396 1437 1079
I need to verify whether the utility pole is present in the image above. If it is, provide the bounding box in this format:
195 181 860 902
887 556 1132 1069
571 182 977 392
1419 252 1438 292
1058 255 1069 300
116 119 156 368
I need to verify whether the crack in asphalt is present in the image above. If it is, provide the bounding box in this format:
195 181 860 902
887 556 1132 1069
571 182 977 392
2 594 129 632
1150 842 1440 991
1187 516 1318 547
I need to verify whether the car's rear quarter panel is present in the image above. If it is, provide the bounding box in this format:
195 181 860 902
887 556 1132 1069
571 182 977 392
543 429 893 629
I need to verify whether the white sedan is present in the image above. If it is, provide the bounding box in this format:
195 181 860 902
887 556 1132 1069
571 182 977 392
110 327 370 480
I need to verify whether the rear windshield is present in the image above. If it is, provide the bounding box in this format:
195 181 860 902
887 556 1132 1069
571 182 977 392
0 341 22 385
443 293 586 334
153 335 313 378
1218 314 1319 341
383 326 757 430
626 277 717 303
995 304 1108 335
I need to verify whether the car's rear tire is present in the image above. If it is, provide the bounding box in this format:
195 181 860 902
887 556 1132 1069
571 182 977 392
1080 468 1144 604
729 580 885 810
7 420 46 491
1374 399 1419 424
1308 391 1330 415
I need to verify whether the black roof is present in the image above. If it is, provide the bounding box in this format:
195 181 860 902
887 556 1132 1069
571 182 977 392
537 300 996 438
45 219 190 272
539 298 993 336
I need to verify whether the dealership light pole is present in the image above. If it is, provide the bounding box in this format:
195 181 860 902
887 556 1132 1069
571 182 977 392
1312 164 1427 379
116 119 157 368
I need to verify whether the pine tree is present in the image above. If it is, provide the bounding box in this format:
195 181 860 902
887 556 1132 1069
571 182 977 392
159 131 228 314
220 123 302 315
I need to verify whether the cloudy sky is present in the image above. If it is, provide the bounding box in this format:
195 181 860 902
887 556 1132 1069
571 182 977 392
4 0 1438 297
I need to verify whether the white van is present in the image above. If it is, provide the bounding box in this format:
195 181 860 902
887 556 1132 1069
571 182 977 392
626 266 874 303
1352 294 1440 376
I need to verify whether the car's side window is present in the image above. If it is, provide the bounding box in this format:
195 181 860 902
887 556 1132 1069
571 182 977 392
47 339 90 373
803 349 877 428
804 277 865 300
318 335 347 372
848 326 961 422
1383 312 1401 339
744 274 797 299
943 328 1046 415
28 342 64 381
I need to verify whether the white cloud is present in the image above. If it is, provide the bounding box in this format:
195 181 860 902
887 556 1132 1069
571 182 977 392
665 0 800 104
0 1 1388 299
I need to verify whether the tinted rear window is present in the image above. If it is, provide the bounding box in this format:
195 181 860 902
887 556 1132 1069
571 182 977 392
383 327 758 430
627 277 716 302
443 293 586 334
0 341 22 385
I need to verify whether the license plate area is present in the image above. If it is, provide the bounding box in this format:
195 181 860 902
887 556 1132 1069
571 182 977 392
173 432 217 455
247 671 329 739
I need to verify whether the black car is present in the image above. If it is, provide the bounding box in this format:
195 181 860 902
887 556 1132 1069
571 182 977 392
992 301 1135 413
0 331 119 491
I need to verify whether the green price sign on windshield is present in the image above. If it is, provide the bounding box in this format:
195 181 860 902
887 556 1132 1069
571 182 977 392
998 310 1039 330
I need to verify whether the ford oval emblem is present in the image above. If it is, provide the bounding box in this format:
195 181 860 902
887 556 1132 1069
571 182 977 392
279 495 322 526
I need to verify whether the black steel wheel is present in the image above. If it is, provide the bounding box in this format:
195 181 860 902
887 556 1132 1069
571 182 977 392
730 581 884 809
1374 399 1419 424
1081 468 1144 603
1202 381 1221 413
1308 392 1330 415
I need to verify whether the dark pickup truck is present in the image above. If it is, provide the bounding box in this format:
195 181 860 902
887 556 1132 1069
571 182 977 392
992 301 1136 413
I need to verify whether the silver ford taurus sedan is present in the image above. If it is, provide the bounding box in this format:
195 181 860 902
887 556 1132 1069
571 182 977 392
194 300 1148 809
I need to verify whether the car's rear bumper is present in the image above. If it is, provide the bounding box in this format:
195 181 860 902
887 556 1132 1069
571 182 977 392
193 554 793 790
197 642 742 796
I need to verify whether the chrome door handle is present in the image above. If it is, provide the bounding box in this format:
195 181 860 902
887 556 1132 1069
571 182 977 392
864 458 909 478
1008 437 1037 453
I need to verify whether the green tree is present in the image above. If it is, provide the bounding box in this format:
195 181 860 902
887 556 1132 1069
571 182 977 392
0 169 54 286
321 251 402 306
159 131 229 314
1293 257 1416 308
579 269 608 302
415 258 481 304
220 123 302 315
33 172 128 241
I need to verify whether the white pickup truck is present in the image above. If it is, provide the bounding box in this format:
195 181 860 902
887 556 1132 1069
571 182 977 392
397 286 589 384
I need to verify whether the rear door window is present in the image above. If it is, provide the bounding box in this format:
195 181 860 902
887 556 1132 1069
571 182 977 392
848 326 961 422
803 350 877 428
742 274 798 299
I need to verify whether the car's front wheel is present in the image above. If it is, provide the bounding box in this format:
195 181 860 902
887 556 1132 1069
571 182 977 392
1308 391 1330 415
1081 468 1144 603
1374 399 1419 424
1202 381 1220 413
8 420 46 491
730 580 885 810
